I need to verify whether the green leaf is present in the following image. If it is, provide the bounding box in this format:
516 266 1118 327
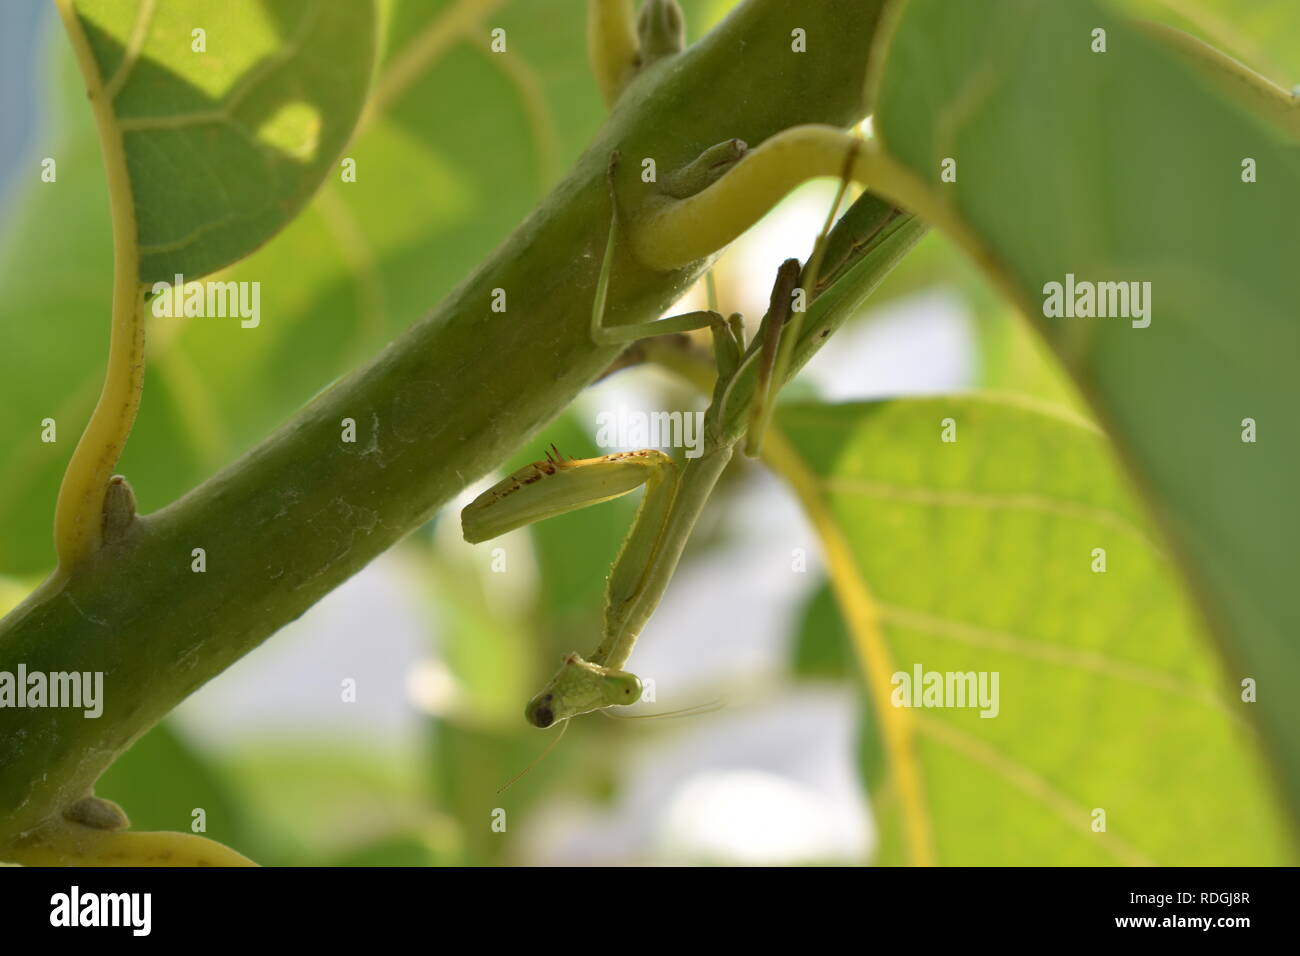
775 397 1292 865
65 0 377 282
872 0 1300 818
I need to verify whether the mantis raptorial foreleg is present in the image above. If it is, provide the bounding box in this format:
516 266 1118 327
461 437 737 728
461 445 685 727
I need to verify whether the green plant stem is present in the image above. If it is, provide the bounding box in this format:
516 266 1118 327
0 0 891 845
51 0 146 572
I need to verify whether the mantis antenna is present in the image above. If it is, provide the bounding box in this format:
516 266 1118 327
497 719 570 795
495 697 721 794
600 698 725 720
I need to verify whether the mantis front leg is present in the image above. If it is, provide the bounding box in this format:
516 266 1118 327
462 437 738 728
593 441 734 671
527 440 736 729
461 446 686 726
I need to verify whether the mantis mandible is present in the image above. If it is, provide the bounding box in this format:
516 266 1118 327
461 149 851 730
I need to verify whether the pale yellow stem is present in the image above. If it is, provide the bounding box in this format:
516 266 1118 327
631 125 954 272
764 427 936 866
2 819 257 867
52 0 146 570
1138 20 1300 139
587 0 639 107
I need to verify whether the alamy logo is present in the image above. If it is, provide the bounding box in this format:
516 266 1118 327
891 664 1000 718
150 274 261 328
0 664 103 717
1042 273 1151 328
50 886 151 936
595 404 705 459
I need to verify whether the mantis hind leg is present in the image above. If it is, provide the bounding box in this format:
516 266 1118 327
591 151 731 346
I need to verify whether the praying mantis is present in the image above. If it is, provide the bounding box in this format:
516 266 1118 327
461 144 918 731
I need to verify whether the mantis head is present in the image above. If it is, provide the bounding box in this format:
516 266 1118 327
525 654 643 728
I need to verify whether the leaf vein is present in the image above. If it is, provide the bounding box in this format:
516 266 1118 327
914 712 1156 866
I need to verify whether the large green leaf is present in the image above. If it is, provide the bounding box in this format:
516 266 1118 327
871 0 1300 818
66 0 377 282
775 397 1291 865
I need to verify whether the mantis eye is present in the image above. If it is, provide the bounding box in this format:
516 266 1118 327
602 671 643 706
525 694 556 728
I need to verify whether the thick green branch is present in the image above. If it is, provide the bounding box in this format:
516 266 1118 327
0 0 892 844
